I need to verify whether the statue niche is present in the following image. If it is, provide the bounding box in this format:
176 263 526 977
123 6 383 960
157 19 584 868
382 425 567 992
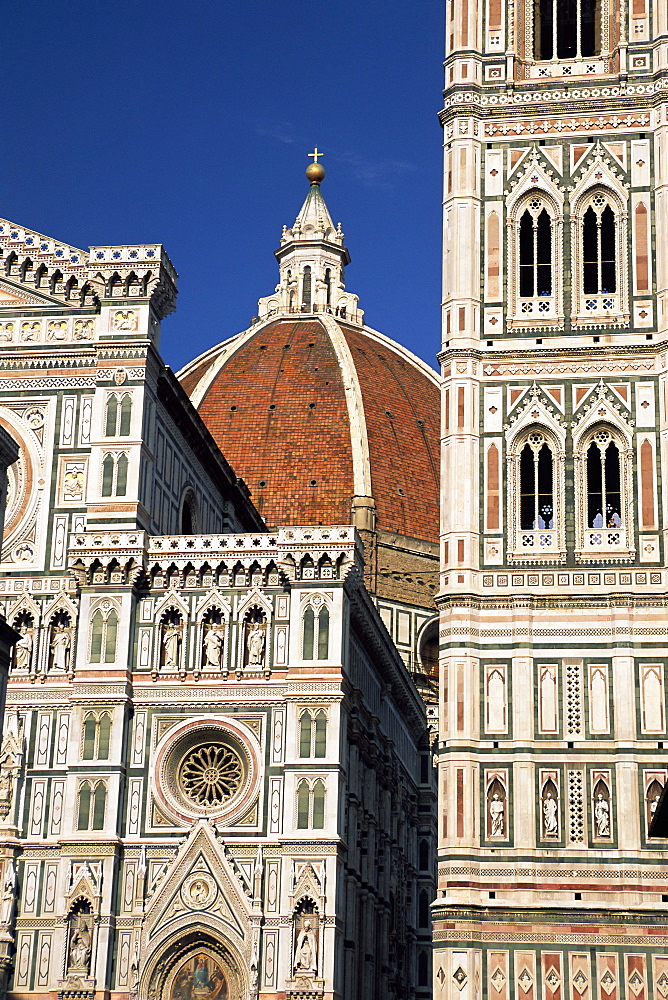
593 779 611 839
202 610 225 671
486 778 506 839
647 778 664 833
48 611 73 675
293 899 319 979
11 613 34 674
243 609 267 670
541 779 559 839
161 610 183 670
66 899 93 977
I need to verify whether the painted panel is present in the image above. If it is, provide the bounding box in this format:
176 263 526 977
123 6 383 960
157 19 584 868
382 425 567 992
54 712 69 766
30 779 47 838
36 931 52 988
14 931 33 988
485 664 507 733
35 712 52 767
42 863 58 914
50 779 65 835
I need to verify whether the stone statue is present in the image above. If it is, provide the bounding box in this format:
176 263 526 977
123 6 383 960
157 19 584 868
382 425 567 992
68 918 92 973
50 625 71 672
162 622 181 667
594 793 610 837
131 938 140 985
14 629 32 671
489 792 505 837
203 626 223 667
247 624 265 665
294 918 318 974
0 861 16 927
543 790 558 837
253 843 263 900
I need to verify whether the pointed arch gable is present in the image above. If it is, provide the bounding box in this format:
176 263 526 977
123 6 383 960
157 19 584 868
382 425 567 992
44 589 78 626
507 159 564 326
236 587 272 621
570 159 629 321
139 821 253 998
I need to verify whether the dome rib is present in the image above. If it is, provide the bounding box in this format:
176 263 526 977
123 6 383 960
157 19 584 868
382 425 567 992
319 313 372 499
179 316 440 542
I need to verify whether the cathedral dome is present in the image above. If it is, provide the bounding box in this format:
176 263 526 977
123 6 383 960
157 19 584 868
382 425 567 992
178 314 440 543
178 162 440 548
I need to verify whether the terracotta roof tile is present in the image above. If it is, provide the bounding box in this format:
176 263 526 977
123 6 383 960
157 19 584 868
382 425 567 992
180 317 440 542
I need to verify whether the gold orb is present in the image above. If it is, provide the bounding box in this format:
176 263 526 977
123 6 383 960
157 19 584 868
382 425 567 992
306 162 325 184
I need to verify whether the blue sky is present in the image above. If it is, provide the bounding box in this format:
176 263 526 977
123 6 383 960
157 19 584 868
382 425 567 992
2 1 444 372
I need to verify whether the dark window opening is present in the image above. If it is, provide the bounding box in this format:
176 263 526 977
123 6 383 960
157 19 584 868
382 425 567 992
583 202 616 294
520 440 553 530
519 208 552 297
586 436 621 528
302 266 312 309
181 502 193 534
536 0 600 59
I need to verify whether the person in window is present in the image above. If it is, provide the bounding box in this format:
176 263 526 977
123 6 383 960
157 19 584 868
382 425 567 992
607 511 621 528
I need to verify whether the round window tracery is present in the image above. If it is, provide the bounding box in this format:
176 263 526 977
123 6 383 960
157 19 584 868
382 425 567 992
153 717 261 825
179 743 243 806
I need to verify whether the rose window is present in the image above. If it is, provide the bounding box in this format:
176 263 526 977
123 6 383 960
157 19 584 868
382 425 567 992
179 743 243 806
154 718 260 824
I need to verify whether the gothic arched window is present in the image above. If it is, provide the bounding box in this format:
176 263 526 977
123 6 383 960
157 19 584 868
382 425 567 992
297 779 310 829
302 605 330 660
585 430 621 529
77 781 91 830
77 779 107 831
507 426 565 562
105 394 132 437
296 778 326 829
573 188 626 320
101 454 129 498
90 607 118 663
105 396 118 436
512 195 561 322
535 0 600 60
583 202 616 295
299 709 327 758
519 434 554 531
519 207 552 298
574 423 633 558
299 710 312 758
312 779 325 829
82 713 111 761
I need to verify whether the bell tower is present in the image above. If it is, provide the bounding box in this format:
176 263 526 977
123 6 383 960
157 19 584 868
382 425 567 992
435 1 668 998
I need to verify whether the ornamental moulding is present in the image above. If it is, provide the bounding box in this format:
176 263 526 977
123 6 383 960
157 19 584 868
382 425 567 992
485 113 651 137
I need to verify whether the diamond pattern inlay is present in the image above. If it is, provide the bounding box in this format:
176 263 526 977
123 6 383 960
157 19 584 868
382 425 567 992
600 970 616 996
627 971 644 997
518 968 534 992
454 967 468 990
491 968 507 992
572 970 588 995
545 968 561 991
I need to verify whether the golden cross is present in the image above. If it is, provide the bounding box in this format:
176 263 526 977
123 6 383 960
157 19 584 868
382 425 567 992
308 147 323 163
